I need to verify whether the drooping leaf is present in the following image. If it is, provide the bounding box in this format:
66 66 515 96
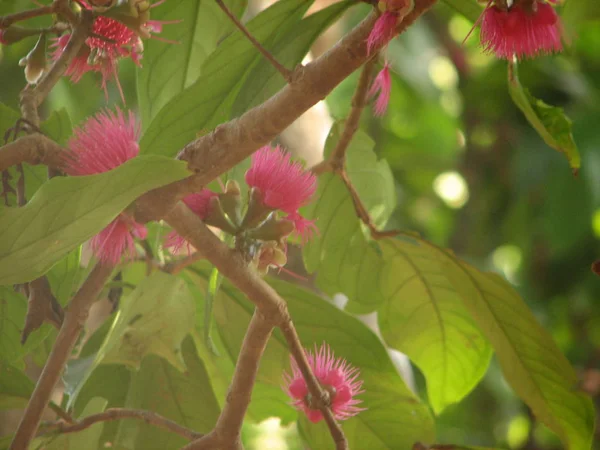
137 0 247 127
377 238 492 414
139 0 321 157
508 61 581 175
0 156 190 285
444 258 596 450
0 360 34 410
112 338 220 450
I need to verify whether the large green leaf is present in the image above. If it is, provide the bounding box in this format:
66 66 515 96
137 0 246 128
444 258 596 450
139 0 317 157
377 238 492 414
41 108 72 145
0 360 34 410
303 123 396 313
187 262 435 448
231 1 353 116
441 0 481 23
508 61 581 175
0 287 53 367
0 156 190 285
112 338 220 450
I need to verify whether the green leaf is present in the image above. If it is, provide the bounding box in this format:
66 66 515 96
65 272 196 410
444 258 596 450
0 156 190 285
231 0 352 116
113 338 220 449
101 271 196 370
137 0 246 128
0 360 34 410
378 238 492 414
0 287 52 367
303 123 396 312
187 262 435 447
139 0 313 157
46 248 87 305
562 0 600 29
0 102 20 137
41 108 72 145
508 61 581 175
441 0 481 23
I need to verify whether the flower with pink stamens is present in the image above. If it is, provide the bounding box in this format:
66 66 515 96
283 343 365 423
64 108 146 265
367 12 398 55
480 0 563 60
164 190 218 254
368 63 392 116
245 145 317 241
51 1 175 101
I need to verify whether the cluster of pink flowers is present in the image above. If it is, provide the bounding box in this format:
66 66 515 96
283 343 365 423
64 108 147 265
51 0 173 101
479 0 563 60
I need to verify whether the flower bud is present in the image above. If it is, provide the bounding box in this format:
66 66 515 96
254 241 287 275
103 0 151 38
204 196 237 234
246 214 295 242
21 34 47 84
219 180 243 226
241 187 273 229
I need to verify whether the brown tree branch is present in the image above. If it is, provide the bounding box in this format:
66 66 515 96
134 0 438 223
215 0 292 82
184 310 274 450
0 134 65 175
39 408 203 441
10 263 115 450
0 5 54 28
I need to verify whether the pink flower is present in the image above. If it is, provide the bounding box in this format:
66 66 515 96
164 190 218 253
65 108 146 265
480 0 562 60
367 12 398 55
283 343 365 423
50 1 172 101
368 63 392 116
245 145 317 240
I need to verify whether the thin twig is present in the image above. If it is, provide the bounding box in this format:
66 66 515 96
10 263 115 450
215 0 293 82
312 58 376 175
0 5 54 28
164 252 206 274
48 402 75 424
39 408 203 441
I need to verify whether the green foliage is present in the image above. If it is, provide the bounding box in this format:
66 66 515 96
443 258 596 450
0 361 33 410
137 0 246 127
508 62 581 174
441 0 481 22
0 156 190 285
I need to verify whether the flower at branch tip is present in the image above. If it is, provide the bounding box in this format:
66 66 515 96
283 343 365 423
368 63 391 117
245 145 318 242
163 190 218 254
64 108 146 265
50 0 175 102
480 0 563 60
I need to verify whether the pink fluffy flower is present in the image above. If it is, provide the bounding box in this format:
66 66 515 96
368 63 392 116
245 145 317 241
480 0 563 60
164 190 218 253
283 343 365 423
64 108 146 265
367 12 398 55
50 1 173 101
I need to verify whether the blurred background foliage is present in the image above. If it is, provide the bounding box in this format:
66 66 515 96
0 0 599 449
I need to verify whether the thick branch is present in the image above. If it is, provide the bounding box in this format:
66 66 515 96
0 5 54 28
0 134 65 172
40 408 203 441
134 0 438 223
184 311 274 450
10 263 114 450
